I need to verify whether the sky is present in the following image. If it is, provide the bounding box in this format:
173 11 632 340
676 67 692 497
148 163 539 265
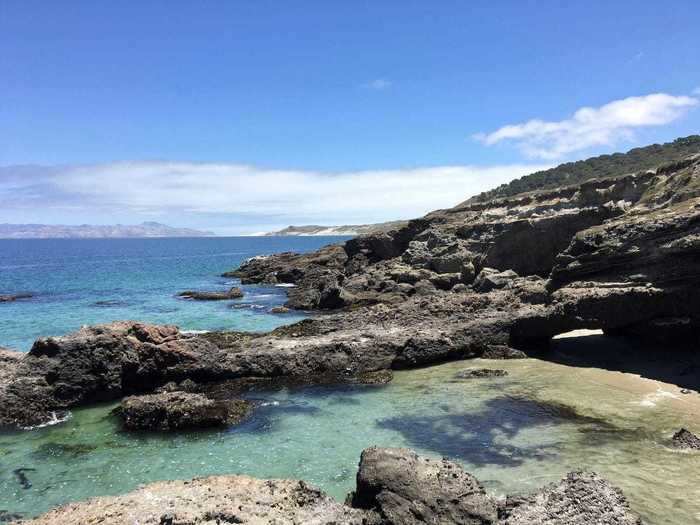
1 1 699 234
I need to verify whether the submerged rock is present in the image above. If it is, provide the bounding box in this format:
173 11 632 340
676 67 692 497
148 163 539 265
0 293 33 303
178 287 244 300
270 306 291 314
671 428 700 450
482 345 527 359
455 368 509 379
119 392 251 431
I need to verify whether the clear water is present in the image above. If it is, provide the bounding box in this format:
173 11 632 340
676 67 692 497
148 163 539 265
0 237 348 351
0 353 698 524
1 239 699 524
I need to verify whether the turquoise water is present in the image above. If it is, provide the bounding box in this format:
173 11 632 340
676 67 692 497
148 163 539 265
1 238 699 524
0 355 699 524
0 237 347 351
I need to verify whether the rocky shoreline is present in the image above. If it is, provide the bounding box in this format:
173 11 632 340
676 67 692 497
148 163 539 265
1 155 699 521
21 447 643 524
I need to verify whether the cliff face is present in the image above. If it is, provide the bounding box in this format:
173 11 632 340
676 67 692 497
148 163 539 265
233 154 700 345
2 155 699 431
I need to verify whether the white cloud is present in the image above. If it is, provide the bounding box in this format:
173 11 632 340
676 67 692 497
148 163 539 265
474 93 698 159
363 79 392 90
1 162 550 233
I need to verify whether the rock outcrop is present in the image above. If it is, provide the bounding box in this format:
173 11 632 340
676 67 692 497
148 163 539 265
231 155 700 348
23 475 380 525
0 293 33 303
21 447 642 525
455 368 509 379
119 392 252 431
178 287 244 300
351 447 498 524
500 471 642 524
3 157 700 429
671 428 700 450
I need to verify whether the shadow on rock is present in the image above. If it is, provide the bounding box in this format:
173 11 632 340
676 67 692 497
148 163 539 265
530 334 700 391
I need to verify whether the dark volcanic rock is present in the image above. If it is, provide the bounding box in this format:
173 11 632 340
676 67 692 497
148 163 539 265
482 345 527 359
178 287 243 300
671 428 700 450
473 268 519 293
500 471 642 524
119 392 251 431
455 368 509 379
351 447 498 524
0 293 33 303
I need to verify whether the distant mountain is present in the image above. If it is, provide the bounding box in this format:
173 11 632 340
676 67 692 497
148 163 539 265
0 222 215 239
468 135 700 203
265 221 407 237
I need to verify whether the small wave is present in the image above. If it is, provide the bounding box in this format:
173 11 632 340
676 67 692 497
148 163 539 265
22 411 72 430
275 283 296 288
181 329 211 335
636 388 680 408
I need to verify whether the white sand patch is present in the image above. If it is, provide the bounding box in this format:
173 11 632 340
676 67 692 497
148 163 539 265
553 329 604 339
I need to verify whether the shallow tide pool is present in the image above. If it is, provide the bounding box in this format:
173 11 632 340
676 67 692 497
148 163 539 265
1 341 699 524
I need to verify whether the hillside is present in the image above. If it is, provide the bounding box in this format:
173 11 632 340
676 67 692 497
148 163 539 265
469 135 700 203
265 221 407 237
0 222 214 239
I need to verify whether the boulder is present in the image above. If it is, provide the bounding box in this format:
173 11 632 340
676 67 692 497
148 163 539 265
473 269 519 293
351 447 498 524
119 392 251 431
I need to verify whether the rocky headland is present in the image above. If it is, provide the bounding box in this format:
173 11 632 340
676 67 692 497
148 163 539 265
2 155 699 428
1 151 699 521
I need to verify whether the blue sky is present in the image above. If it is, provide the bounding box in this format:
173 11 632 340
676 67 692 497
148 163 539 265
1 1 699 233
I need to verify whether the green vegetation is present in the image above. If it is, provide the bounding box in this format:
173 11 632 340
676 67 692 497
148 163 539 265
470 135 700 202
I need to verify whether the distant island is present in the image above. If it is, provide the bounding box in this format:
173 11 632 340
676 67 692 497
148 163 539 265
0 222 215 239
265 221 407 237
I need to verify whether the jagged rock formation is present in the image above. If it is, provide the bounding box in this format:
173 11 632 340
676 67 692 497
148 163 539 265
232 155 700 348
2 156 699 429
22 447 642 524
671 428 700 450
351 447 498 524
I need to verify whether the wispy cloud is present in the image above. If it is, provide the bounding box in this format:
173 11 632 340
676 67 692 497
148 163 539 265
474 92 698 160
363 78 392 90
0 162 549 234
693 87 700 96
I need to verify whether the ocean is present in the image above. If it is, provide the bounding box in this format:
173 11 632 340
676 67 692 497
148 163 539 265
0 236 346 351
